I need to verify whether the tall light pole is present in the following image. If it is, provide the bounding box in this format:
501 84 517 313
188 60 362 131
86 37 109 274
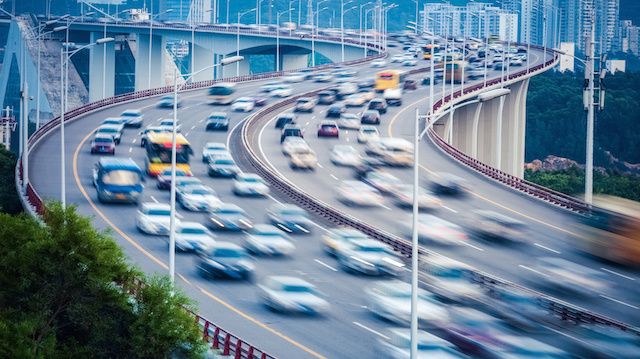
60 37 114 208
168 55 244 282
411 0 419 34
359 2 373 44
148 9 174 90
237 8 256 76
340 0 354 62
276 9 293 72
190 8 213 82
312 3 329 67
364 6 376 56
34 21 67 129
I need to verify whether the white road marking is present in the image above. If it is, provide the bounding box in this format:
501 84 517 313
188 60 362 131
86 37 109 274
317 163 324 168
534 242 561 254
518 264 549 277
132 139 136 144
311 116 316 120
462 241 485 251
599 295 639 309
442 205 458 213
190 125 196 130
330 174 339 180
542 325 591 346
305 121 310 126
601 268 636 281
380 204 392 211
150 196 159 203
346 137 350 142
352 322 389 340
129 147 133 153
276 223 293 233
314 259 338 272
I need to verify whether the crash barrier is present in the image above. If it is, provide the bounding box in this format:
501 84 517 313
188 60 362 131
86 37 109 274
236 47 640 336
17 35 384 357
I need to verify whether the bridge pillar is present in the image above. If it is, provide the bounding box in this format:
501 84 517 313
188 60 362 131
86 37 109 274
475 96 503 167
499 80 529 177
89 32 115 101
192 45 216 82
135 33 165 91
450 103 477 156
281 53 308 71
222 56 251 78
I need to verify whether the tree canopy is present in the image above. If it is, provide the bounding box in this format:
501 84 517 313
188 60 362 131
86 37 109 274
0 146 22 214
0 203 207 358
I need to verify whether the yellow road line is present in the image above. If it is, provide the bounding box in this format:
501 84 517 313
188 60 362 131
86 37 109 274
72 119 324 359
387 96 579 237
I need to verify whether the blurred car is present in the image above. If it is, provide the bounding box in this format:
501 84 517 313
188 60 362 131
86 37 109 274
244 224 295 256
90 134 116 155
420 256 485 303
345 93 367 107
368 98 388 114
266 203 312 233
509 57 523 66
271 84 293 97
366 280 450 327
139 126 166 147
484 286 552 332
358 79 375 90
337 82 358 98
402 59 418 66
337 180 384 207
313 73 333 82
390 54 406 63
280 124 304 143
260 81 283 93
401 214 468 246
337 113 361 129
336 239 405 276
157 95 181 108
472 210 527 243
207 156 239 177
321 228 370 256
430 173 467 195
258 276 329 314
281 137 310 156
231 97 255 112
289 147 318 170
489 335 569 358
330 145 362 167
120 109 144 128
156 168 192 190
317 90 336 105
466 69 485 80
252 96 267 106
232 173 269 196
196 242 255 280
174 222 216 252
362 170 403 194
95 124 123 145
202 142 229 162
174 176 202 191
403 79 417 90
207 203 253 231
571 325 640 359
177 184 222 212
159 118 181 132
392 185 442 210
205 112 229 131
528 257 608 295
326 104 346 118
383 88 403 106
274 113 296 129
371 59 387 68
317 120 340 138
294 97 316 112
358 125 380 144
360 110 381 125
136 202 174 235
283 72 305 83
377 328 466 359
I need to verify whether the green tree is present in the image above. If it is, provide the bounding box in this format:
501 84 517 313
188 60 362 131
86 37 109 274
0 203 207 358
0 146 22 214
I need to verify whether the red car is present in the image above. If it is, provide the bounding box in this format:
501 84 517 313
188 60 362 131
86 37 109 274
156 168 193 190
90 134 115 155
317 120 340 138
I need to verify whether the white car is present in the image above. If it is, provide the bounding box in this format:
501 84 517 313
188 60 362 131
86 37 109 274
233 173 270 196
271 84 293 97
402 59 418 67
159 118 181 132
366 280 450 327
529 257 609 296
377 328 463 358
283 72 305 83
401 214 468 246
231 97 255 112
260 81 283 93
336 239 405 276
357 125 380 143
312 73 333 82
281 137 310 156
344 93 367 107
421 255 485 303
371 59 387 68
336 113 361 130
330 145 362 167
362 170 404 194
202 142 229 162
337 180 384 207
120 109 144 128
136 202 175 235
321 228 370 256
95 124 123 145
174 222 216 252
392 184 442 210
258 276 329 314
390 54 406 63
177 184 222 212
243 224 295 256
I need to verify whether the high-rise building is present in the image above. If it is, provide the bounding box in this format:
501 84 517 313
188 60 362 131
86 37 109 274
159 0 213 23
577 0 620 53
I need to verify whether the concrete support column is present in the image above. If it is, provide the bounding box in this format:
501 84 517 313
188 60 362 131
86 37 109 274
470 102 484 158
501 80 529 177
451 104 476 156
135 33 165 91
281 53 308 71
494 96 506 170
192 45 216 82
516 79 530 178
89 32 115 101
476 98 501 166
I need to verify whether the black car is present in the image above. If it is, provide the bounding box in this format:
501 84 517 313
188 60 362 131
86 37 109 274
280 124 304 143
317 91 336 105
196 242 255 280
403 80 417 91
360 110 381 125
275 113 296 129
326 104 345 118
368 98 388 114
205 112 229 131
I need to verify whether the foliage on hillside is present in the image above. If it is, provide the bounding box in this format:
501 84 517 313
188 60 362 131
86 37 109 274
0 203 207 358
0 146 22 214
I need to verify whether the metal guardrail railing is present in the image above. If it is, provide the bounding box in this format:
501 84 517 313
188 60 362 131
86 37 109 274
236 47 639 336
16 34 384 357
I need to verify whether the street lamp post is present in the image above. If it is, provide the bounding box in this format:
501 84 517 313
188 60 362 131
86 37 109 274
34 20 67 129
190 8 213 82
340 0 354 62
168 56 244 282
312 3 329 67
237 8 257 76
359 2 373 44
364 6 376 56
276 9 293 72
148 9 174 90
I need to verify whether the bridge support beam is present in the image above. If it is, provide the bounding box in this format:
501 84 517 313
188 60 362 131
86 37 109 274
89 32 115 101
222 56 251 78
281 54 308 71
192 45 216 82
500 79 529 177
450 103 477 156
135 34 165 91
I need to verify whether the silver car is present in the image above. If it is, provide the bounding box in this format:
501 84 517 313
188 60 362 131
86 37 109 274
336 239 405 276
243 224 295 256
258 276 329 314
